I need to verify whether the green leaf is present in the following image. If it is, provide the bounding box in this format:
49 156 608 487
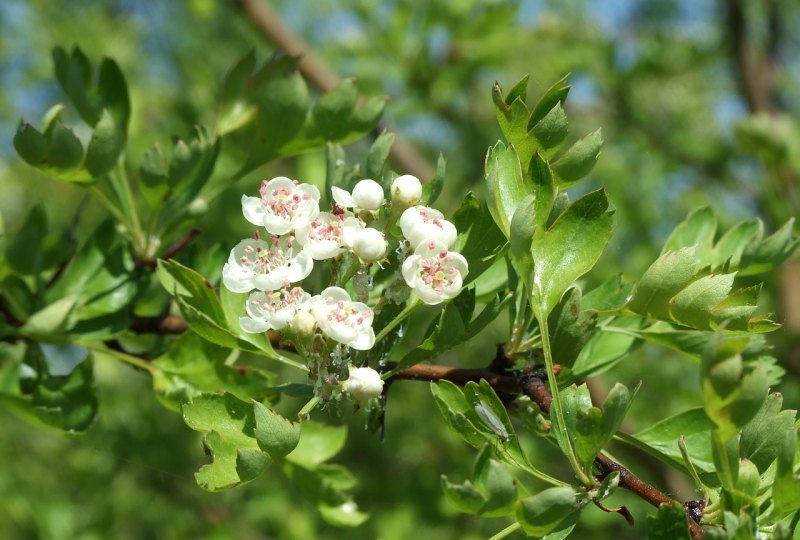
6 205 48 275
430 380 485 449
484 142 531 238
252 400 301 458
739 218 799 276
21 342 97 432
632 409 715 473
645 501 692 539
84 109 124 177
441 475 485 515
14 120 89 183
509 194 536 290
710 218 760 271
216 49 258 136
527 152 556 228
702 339 769 440
182 392 271 491
531 102 569 157
286 422 347 468
551 129 603 188
670 273 735 330
515 486 579 537
548 287 598 370
529 75 571 128
452 192 507 285
472 454 518 517
771 426 800 519
628 248 698 320
20 297 78 339
398 287 474 367
559 383 636 472
365 131 394 183
740 393 797 473
158 259 277 359
421 153 446 206
572 316 643 377
662 206 717 260
530 188 614 317
152 332 273 412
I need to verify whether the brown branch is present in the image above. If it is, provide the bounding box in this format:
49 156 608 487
234 0 435 181
726 0 779 114
390 362 706 539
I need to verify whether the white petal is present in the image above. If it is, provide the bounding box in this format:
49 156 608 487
222 262 255 293
415 283 446 305
319 286 352 303
349 327 376 350
254 271 286 291
305 240 344 260
296 183 321 202
240 316 271 333
269 308 295 330
328 321 359 344
241 196 266 227
287 251 314 281
263 214 293 235
332 186 354 208
264 176 295 191
401 256 420 286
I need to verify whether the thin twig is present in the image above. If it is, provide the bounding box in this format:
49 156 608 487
234 0 435 181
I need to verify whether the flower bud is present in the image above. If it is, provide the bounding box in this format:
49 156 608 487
290 310 317 336
351 228 387 262
391 174 422 206
351 179 385 211
342 366 384 400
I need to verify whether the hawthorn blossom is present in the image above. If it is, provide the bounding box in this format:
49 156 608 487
311 287 375 350
332 179 385 211
222 236 313 293
242 176 320 235
239 287 311 333
342 366 384 400
401 240 468 305
295 212 363 260
399 206 458 249
391 174 422 206
349 227 388 263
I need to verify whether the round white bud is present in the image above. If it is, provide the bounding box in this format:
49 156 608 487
342 366 384 400
351 179 385 211
351 228 387 262
391 174 422 206
290 311 317 336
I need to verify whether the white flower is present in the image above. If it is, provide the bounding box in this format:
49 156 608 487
332 179 385 211
239 287 311 333
311 287 375 350
295 212 362 260
391 174 422 206
350 227 388 263
290 310 317 336
399 206 458 249
242 176 320 235
222 236 313 293
342 365 384 400
401 240 468 305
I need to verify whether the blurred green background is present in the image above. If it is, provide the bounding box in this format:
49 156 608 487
1 0 798 538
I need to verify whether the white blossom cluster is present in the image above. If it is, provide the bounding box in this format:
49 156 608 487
221 174 469 370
